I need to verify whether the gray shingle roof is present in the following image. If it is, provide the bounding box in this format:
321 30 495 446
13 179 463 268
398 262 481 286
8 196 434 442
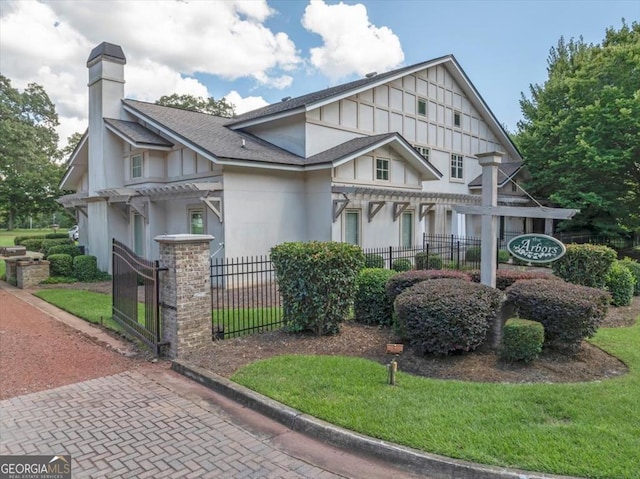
122 100 307 166
468 161 524 188
305 133 397 165
104 118 173 147
227 55 452 125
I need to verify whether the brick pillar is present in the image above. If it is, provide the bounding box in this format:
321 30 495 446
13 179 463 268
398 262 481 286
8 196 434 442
155 234 213 359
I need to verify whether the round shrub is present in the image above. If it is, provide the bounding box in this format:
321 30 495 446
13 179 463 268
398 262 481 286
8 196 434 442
48 253 73 277
465 247 481 262
271 241 364 336
499 318 544 363
498 250 511 263
415 252 442 270
506 279 610 353
552 243 617 288
41 238 73 257
386 269 471 303
73 255 98 282
605 261 635 306
392 258 412 272
354 268 396 326
47 244 82 258
394 278 503 355
469 269 558 291
20 238 44 252
620 258 640 296
364 253 385 268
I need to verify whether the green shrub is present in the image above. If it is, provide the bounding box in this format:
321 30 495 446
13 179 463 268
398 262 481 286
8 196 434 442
364 253 385 268
392 258 412 272
386 269 471 303
14 235 45 245
469 269 558 290
465 247 481 262
394 278 503 355
20 238 44 252
73 255 98 282
498 250 511 263
41 276 77 284
620 258 640 296
354 268 396 326
41 238 73 257
605 261 635 306
47 244 82 258
415 252 442 270
48 254 73 277
506 279 610 353
552 243 617 288
45 233 71 239
499 318 544 363
271 241 364 336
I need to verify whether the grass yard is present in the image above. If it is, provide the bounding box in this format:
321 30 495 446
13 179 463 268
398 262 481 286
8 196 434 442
212 307 282 338
33 290 144 335
232 320 640 479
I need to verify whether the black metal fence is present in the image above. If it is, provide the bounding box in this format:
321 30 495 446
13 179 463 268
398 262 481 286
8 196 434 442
210 255 283 339
112 239 163 355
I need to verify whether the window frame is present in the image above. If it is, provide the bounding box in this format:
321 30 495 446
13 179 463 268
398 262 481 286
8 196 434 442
131 154 143 179
375 157 390 181
450 153 464 181
414 145 430 161
453 110 462 128
417 97 427 116
344 209 361 246
400 210 414 248
132 212 145 256
188 208 205 235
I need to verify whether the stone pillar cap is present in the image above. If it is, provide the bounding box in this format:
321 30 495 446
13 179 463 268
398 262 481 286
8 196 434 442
154 234 215 244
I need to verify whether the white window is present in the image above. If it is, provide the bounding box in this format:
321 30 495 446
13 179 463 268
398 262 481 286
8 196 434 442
131 154 143 179
344 210 361 246
401 211 413 248
450 154 464 180
414 146 430 161
511 181 518 193
417 97 427 116
376 158 389 181
189 209 205 234
454 111 462 128
133 213 144 256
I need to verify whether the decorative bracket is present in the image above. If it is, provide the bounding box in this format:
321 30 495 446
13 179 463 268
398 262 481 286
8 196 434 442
202 197 223 223
332 193 350 222
419 202 435 220
368 201 385 222
128 199 148 222
393 202 410 222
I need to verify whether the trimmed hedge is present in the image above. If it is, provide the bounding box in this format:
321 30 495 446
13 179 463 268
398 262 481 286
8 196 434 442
73 255 98 282
271 241 364 336
41 238 73 257
20 238 44 252
606 261 635 306
620 258 640 296
47 244 82 258
465 247 481 262
415 252 442 270
552 243 617 288
386 269 471 303
48 254 73 277
364 253 385 268
45 233 71 239
498 249 511 263
392 258 412 272
469 269 558 291
394 278 503 355
14 235 45 245
354 268 396 326
499 318 544 363
506 279 610 353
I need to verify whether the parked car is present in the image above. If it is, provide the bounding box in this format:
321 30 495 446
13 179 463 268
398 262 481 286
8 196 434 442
68 225 79 241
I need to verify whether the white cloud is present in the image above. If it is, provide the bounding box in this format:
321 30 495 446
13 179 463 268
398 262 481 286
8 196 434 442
302 0 404 79
223 90 269 115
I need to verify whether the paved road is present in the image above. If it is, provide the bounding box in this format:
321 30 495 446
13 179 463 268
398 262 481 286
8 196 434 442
0 285 425 479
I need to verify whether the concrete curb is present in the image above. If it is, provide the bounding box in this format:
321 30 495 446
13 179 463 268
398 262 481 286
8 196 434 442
172 360 582 479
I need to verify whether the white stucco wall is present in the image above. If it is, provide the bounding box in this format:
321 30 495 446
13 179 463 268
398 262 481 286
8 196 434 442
304 169 332 241
243 114 306 157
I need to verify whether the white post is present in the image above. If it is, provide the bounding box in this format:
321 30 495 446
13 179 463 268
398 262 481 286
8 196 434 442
476 151 505 288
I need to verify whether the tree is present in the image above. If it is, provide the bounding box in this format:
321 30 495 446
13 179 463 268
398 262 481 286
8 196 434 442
155 93 235 117
516 21 640 235
0 75 66 230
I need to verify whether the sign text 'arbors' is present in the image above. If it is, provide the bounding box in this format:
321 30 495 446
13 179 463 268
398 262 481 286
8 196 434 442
507 234 566 264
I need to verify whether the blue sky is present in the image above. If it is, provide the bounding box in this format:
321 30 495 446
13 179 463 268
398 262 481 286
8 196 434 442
0 0 637 146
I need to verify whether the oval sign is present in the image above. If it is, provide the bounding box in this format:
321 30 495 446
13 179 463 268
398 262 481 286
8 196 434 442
507 234 566 264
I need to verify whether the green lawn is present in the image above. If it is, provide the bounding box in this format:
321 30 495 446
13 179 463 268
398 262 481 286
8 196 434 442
232 320 640 479
213 307 282 338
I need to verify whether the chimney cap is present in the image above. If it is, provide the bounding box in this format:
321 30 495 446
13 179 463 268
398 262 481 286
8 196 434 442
87 42 126 66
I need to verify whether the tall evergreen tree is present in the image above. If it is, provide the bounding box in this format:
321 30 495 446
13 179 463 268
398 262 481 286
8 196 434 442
516 21 640 235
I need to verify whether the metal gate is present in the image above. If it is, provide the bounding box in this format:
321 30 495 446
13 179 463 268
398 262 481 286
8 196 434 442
112 239 163 355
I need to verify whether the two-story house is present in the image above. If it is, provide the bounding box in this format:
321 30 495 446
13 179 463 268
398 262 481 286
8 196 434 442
59 42 532 272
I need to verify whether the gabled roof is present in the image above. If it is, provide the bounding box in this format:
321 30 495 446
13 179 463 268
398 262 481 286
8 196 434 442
306 132 442 180
104 119 173 149
468 161 524 188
